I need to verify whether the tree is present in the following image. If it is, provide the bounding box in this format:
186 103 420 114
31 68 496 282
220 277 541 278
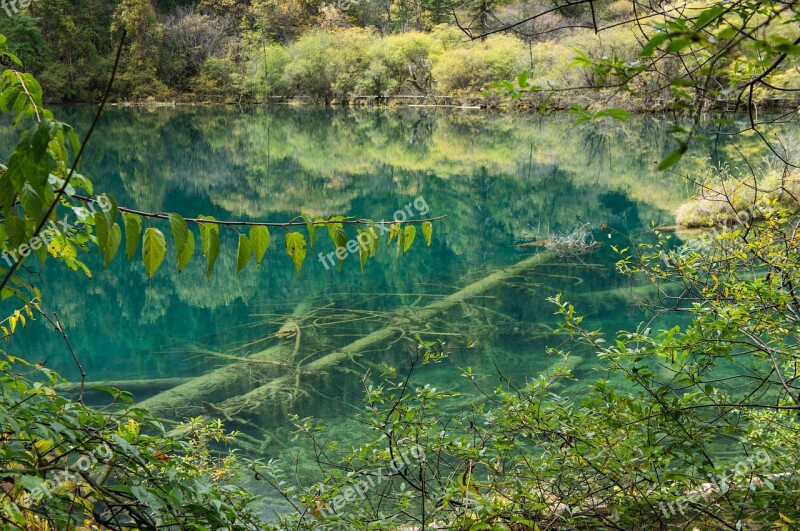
110 0 168 99
484 0 799 169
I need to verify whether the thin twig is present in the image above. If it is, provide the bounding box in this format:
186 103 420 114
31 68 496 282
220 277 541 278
36 310 86 404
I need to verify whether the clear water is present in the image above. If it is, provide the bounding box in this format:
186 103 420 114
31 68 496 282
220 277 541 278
7 106 719 509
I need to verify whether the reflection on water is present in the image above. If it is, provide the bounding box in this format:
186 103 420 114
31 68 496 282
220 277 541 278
7 107 708 455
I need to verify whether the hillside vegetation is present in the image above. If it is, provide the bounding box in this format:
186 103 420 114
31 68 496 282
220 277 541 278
2 0 797 109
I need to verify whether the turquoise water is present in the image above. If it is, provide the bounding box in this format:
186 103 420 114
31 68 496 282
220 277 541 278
6 107 710 497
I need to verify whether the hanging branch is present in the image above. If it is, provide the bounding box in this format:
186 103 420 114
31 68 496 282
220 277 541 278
71 195 447 227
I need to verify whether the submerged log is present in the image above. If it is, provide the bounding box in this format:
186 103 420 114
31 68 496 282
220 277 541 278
144 251 553 427
137 305 311 419
216 251 555 421
137 342 295 419
56 378 192 396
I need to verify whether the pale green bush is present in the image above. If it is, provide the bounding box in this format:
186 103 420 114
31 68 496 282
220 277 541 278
357 31 445 95
432 34 527 94
283 30 340 101
329 28 376 98
245 43 291 99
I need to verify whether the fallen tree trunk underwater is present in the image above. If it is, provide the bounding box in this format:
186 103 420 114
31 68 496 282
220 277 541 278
56 377 193 398
147 251 559 428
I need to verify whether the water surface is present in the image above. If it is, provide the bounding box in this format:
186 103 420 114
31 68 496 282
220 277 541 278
7 106 718 505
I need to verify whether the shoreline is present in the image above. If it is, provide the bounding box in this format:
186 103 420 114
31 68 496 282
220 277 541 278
48 95 797 117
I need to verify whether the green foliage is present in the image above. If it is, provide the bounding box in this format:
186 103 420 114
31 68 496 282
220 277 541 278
283 30 340 102
675 164 800 227
362 31 443 95
142 227 166 279
271 201 800 528
244 42 291 99
250 226 270 268
432 34 527 94
110 0 168 100
285 231 307 276
0 350 263 529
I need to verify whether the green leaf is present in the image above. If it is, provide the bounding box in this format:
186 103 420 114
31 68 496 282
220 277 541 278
177 230 194 273
641 32 671 57
285 232 307 277
18 183 42 217
123 213 142 262
666 38 691 53
421 221 433 247
569 49 593 68
388 223 400 245
93 193 118 256
658 143 688 170
70 173 92 195
168 213 189 257
104 223 121 267
301 214 315 250
205 227 219 280
142 228 167 279
357 229 371 273
692 5 725 30
396 225 405 258
332 226 348 271
326 216 344 242
236 233 251 274
99 193 118 224
368 222 379 257
198 216 213 254
249 226 270 268
593 108 633 122
94 209 108 256
6 215 27 248
0 172 16 217
517 70 529 88
403 225 416 252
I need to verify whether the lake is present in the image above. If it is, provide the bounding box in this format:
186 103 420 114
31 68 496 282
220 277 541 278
9 105 730 511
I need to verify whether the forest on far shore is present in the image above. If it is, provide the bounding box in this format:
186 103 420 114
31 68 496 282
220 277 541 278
1 0 798 109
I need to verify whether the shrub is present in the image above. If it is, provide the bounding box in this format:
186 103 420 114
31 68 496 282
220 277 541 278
0 351 263 529
432 33 527 94
245 42 291 99
364 31 442 95
283 30 340 102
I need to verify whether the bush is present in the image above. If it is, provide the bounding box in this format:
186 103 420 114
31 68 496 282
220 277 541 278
283 30 340 102
0 351 264 529
192 56 239 100
432 34 527 94
245 42 291 99
364 31 442 95
159 7 234 92
271 200 800 529
328 28 375 99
